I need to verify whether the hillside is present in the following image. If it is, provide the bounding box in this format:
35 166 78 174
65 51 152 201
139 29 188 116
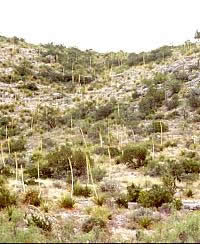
1 35 200 242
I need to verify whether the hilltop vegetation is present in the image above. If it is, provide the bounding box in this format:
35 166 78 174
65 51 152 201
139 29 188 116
1 34 200 242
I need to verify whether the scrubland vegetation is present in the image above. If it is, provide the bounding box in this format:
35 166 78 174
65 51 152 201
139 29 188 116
1 34 200 242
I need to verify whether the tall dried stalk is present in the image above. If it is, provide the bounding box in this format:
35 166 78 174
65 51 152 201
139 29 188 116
21 165 25 193
37 161 41 195
68 157 74 198
86 154 98 199
160 121 163 146
30 116 34 131
79 127 89 184
7 138 10 155
152 135 155 160
5 126 8 140
40 139 43 152
117 103 120 117
15 152 18 190
132 130 136 143
70 115 73 130
99 131 103 148
1 142 5 167
108 147 111 179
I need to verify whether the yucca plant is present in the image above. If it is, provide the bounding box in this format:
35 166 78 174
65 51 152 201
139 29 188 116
58 194 76 209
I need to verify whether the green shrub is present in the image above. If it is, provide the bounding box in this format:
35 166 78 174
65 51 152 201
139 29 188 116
82 217 106 233
185 189 194 198
179 159 200 174
128 207 160 230
31 213 52 232
91 166 107 182
138 216 152 229
23 189 42 206
90 206 112 221
13 60 33 79
139 211 200 243
92 193 107 206
174 71 188 82
145 160 166 177
45 145 93 178
138 184 174 208
153 72 168 85
127 183 142 202
147 120 169 134
119 143 148 168
166 160 184 183
172 199 183 210
166 94 179 110
94 147 120 158
188 89 200 108
139 86 165 115
58 194 75 209
100 180 119 194
94 103 114 121
4 137 26 153
0 165 13 177
74 182 92 197
0 183 17 209
115 193 128 208
168 79 182 94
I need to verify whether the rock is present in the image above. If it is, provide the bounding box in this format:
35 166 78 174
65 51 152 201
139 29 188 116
128 202 138 209
182 200 200 210
52 93 63 99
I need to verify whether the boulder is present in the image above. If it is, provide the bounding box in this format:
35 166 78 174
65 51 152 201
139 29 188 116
182 200 200 210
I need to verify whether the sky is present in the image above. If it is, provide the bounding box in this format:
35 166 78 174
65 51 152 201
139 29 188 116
0 0 200 53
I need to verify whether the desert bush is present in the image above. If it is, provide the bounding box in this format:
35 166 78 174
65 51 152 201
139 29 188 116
91 166 107 182
13 60 33 80
119 143 148 168
0 178 17 209
173 70 189 82
164 140 177 148
145 160 166 177
94 146 120 158
45 145 93 178
30 212 52 232
115 193 129 208
127 46 172 66
127 183 142 202
92 193 107 206
58 194 75 209
7 137 26 152
188 89 200 108
168 79 182 95
0 165 13 177
23 188 42 206
24 82 39 91
93 103 114 121
139 211 200 243
139 86 165 115
185 189 194 198
153 72 168 85
73 182 92 197
138 184 174 208
100 180 119 194
128 207 161 230
82 217 106 233
181 159 200 174
147 120 169 134
166 159 184 184
166 94 179 110
90 206 112 221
